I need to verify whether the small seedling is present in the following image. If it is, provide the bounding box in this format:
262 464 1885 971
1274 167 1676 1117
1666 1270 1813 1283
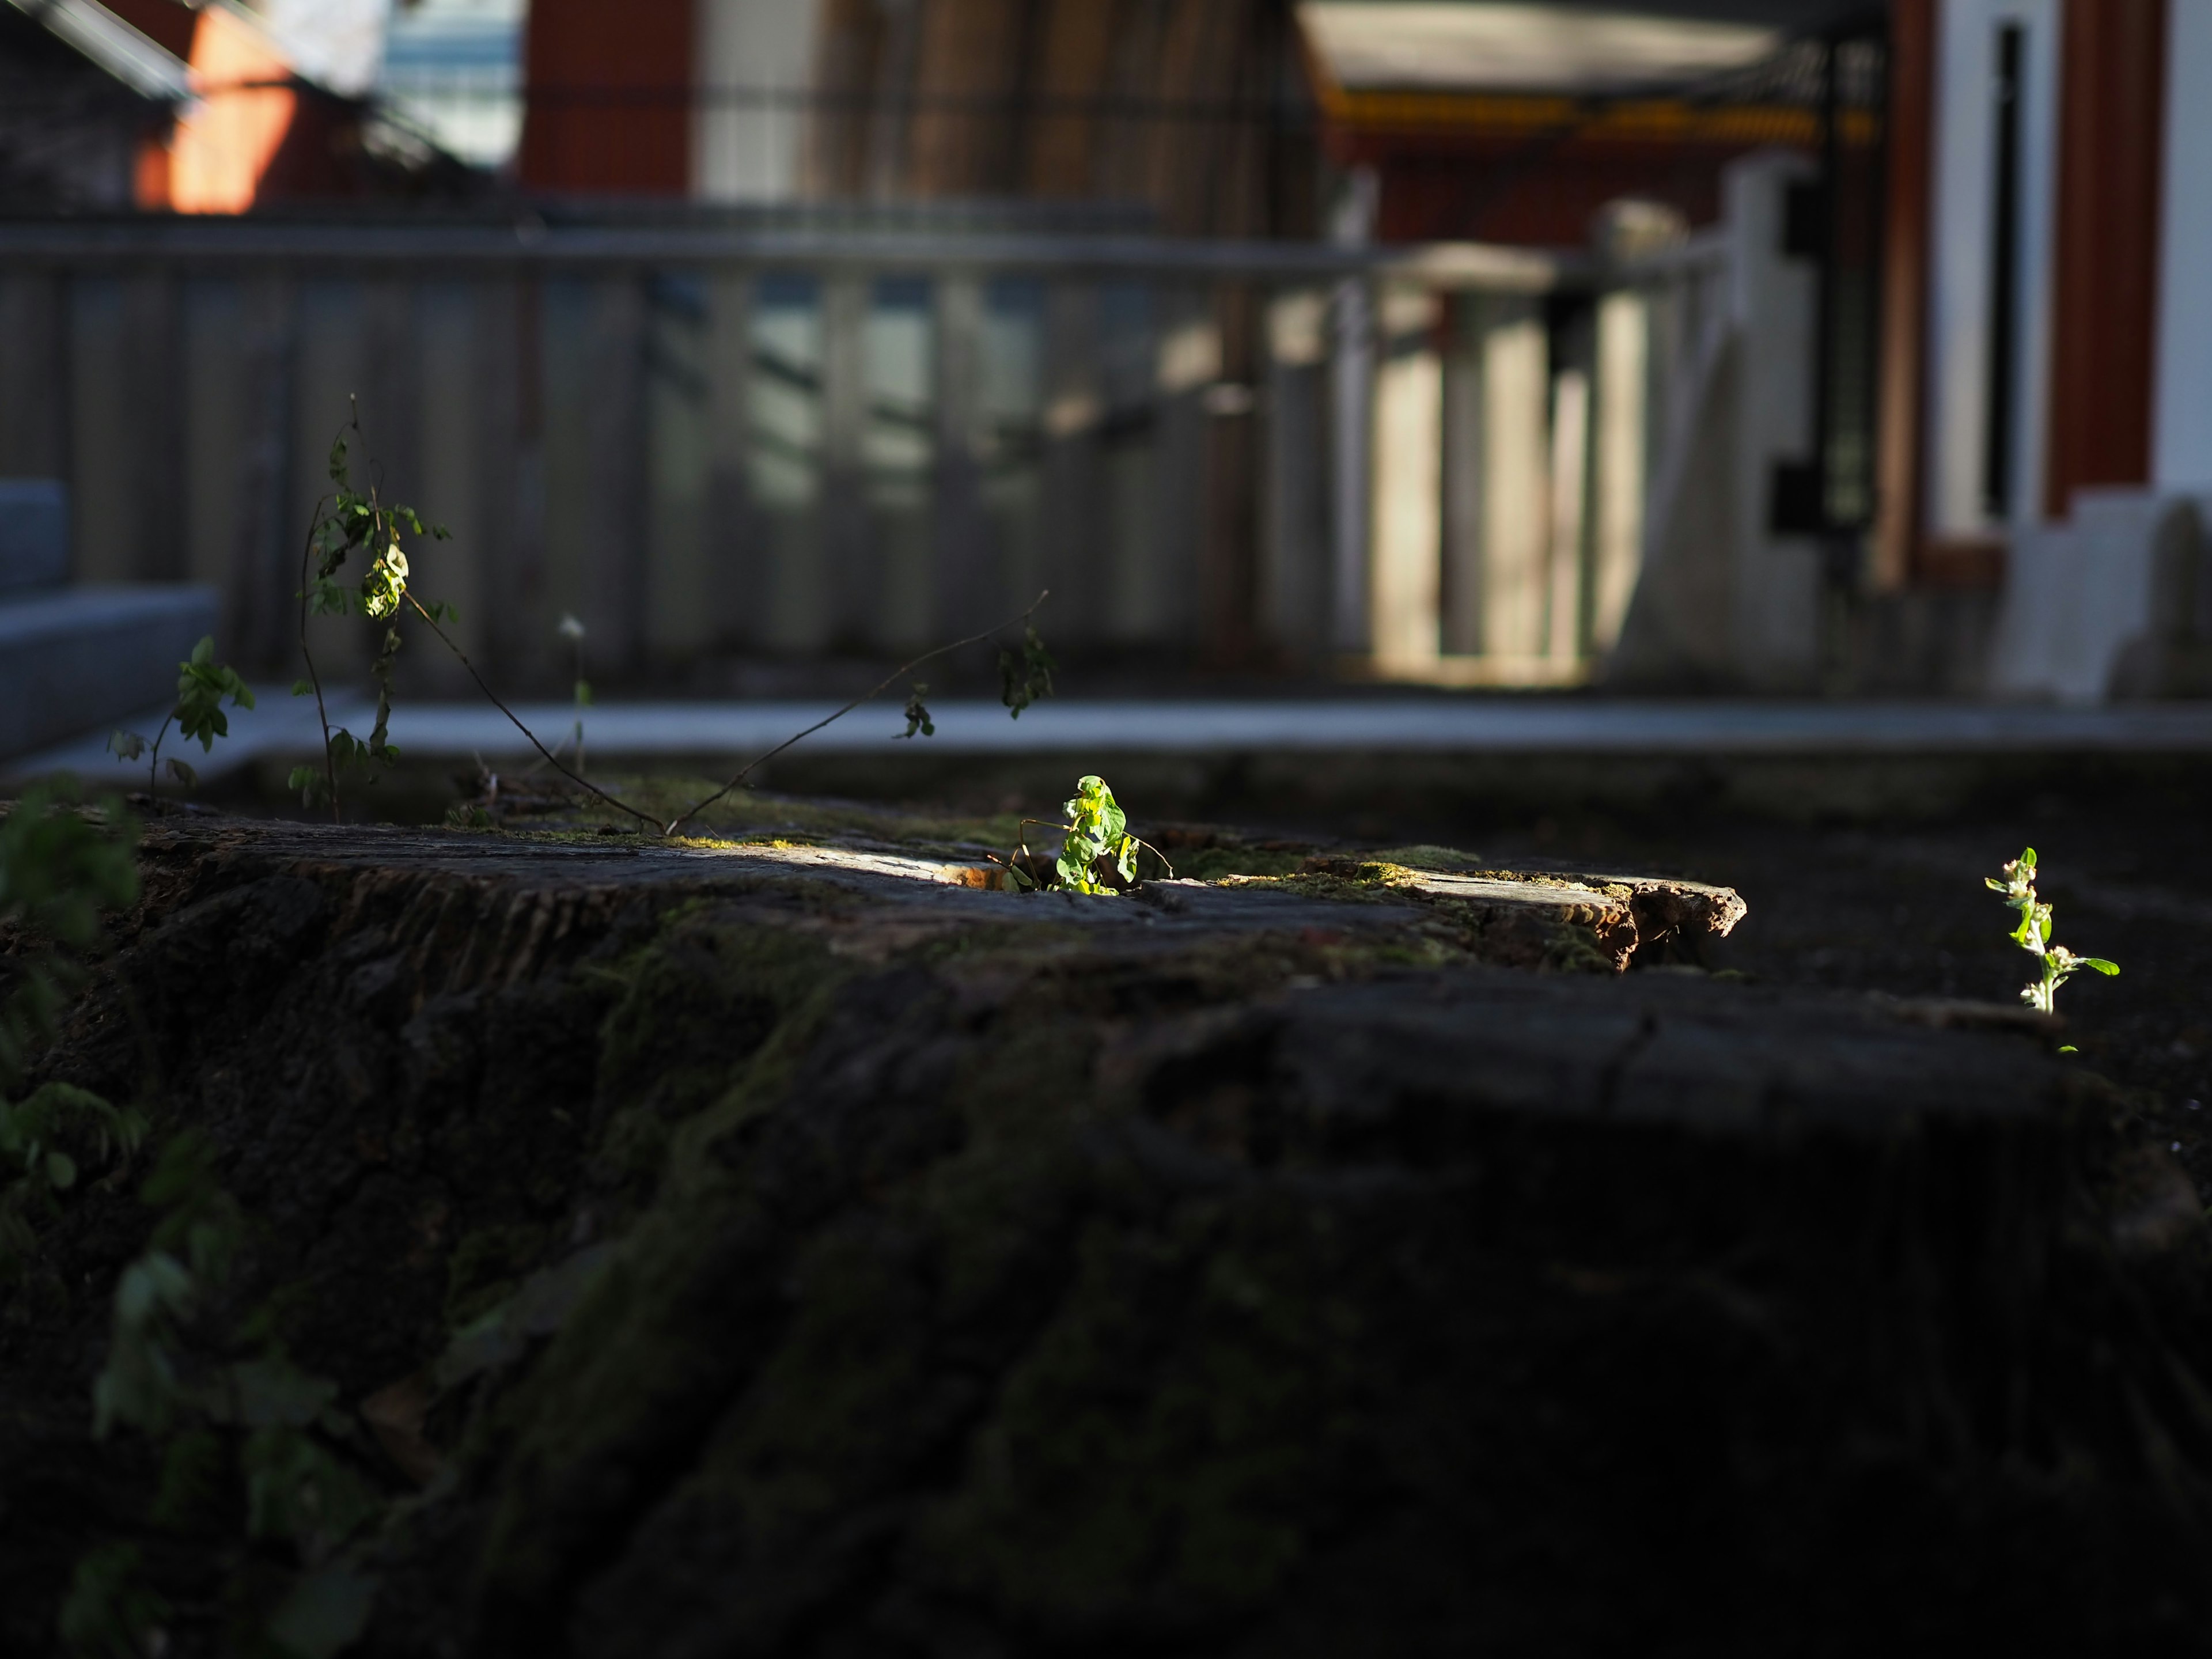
1986 847 2118 1020
287 412 453 816
558 613 592 774
998 775 1172 895
287 407 1054 836
108 636 255 798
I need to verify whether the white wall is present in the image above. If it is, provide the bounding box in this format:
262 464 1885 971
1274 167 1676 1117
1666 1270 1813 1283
1927 0 2061 533
2154 0 2212 489
693 0 819 201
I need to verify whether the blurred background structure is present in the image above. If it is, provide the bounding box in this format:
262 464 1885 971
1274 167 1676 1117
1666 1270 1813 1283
0 0 2207 764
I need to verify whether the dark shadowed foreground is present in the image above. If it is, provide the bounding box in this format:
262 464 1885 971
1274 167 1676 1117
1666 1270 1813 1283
4 806 2210 1656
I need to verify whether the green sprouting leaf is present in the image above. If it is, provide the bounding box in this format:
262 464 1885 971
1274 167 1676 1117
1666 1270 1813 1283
150 1427 225 1530
58 1540 170 1659
2082 958 2120 975
293 679 317 698
107 731 146 763
998 624 1056 717
165 759 197 789
243 1425 382 1553
190 636 213 667
1113 835 1138 882
266 1567 379 1659
899 683 934 739
574 679 593 708
46 1150 76 1190
199 1355 339 1430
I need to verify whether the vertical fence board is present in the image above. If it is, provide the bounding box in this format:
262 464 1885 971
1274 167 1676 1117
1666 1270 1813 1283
294 281 370 679
1370 284 1441 669
67 278 132 585
979 278 1044 624
645 271 715 666
414 281 484 685
0 272 67 482
866 276 935 652
1096 280 1158 644
1201 282 1262 663
584 274 649 672
750 274 825 653
128 271 185 581
229 272 297 673
1441 295 1485 656
1476 293 1550 661
1151 283 1214 647
704 271 757 650
470 276 526 681
1590 289 1649 653
1260 286 1329 661
1327 275 1373 654
931 272 990 638
181 278 245 614
819 273 869 647
1041 281 1105 643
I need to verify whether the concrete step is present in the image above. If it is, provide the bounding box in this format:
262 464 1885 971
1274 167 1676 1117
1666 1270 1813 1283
0 585 219 760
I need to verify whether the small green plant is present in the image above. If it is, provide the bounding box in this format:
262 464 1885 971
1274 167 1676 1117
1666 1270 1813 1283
558 613 592 773
0 786 145 1275
290 408 1055 835
57 1541 171 1659
288 413 456 816
998 775 1172 895
1987 847 2118 1017
107 635 256 797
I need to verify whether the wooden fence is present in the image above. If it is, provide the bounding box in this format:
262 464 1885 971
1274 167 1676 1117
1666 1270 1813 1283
0 214 1715 694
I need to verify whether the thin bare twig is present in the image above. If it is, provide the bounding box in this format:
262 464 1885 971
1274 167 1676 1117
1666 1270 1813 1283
294 498 339 820
661 591 1051 838
403 595 664 831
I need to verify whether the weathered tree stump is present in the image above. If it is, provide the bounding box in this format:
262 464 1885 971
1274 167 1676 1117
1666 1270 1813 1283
4 808 2210 1657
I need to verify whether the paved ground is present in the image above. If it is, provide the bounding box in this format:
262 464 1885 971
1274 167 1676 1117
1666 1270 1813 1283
14 690 2212 786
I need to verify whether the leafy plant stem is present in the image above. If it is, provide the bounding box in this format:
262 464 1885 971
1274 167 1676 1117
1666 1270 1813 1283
144 711 174 801
663 590 1050 839
295 505 340 822
402 594 662 832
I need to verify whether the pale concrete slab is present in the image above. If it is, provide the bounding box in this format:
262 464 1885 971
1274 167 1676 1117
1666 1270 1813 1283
13 694 2212 790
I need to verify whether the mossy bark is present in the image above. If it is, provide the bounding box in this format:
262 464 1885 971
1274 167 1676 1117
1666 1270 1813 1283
3 813 2210 1657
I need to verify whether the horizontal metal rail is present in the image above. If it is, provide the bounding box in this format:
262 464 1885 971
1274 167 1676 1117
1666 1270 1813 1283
0 219 1589 289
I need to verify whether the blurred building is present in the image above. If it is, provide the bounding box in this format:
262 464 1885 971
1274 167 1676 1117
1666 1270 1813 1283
0 0 2207 715
0 0 469 210
517 0 1319 238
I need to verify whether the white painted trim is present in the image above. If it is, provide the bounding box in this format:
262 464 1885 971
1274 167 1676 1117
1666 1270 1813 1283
692 0 817 202
1927 0 2060 534
2154 0 2212 488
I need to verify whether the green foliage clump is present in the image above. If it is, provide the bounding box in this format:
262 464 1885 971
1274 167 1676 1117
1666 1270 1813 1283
81 1128 383 1658
289 421 453 815
1987 847 2118 1017
0 787 143 1274
997 624 1056 717
1001 776 1170 895
108 635 256 796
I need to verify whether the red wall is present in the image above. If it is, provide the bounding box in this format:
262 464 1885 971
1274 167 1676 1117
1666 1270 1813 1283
520 0 696 195
2044 0 2169 516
